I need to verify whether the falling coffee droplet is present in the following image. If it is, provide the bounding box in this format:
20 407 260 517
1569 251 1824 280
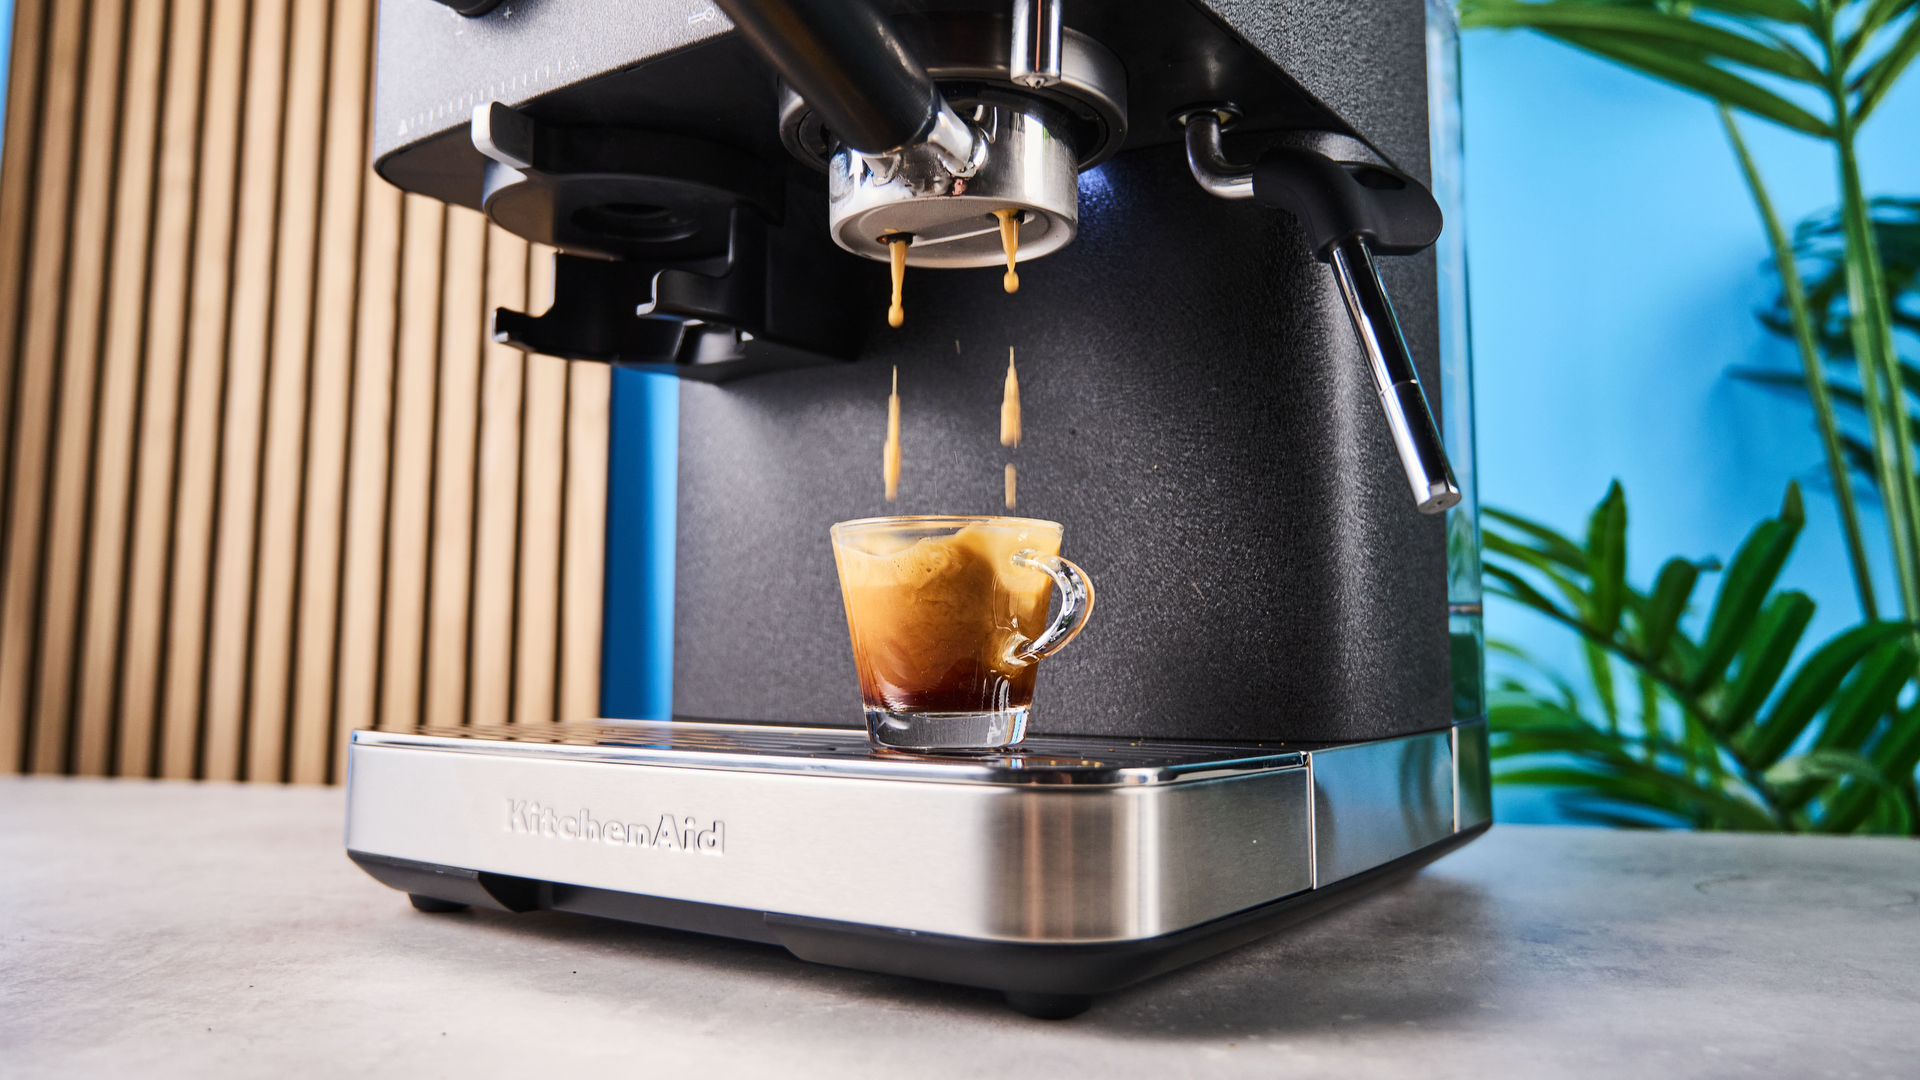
886 234 909 327
993 209 1021 294
1005 463 1017 509
884 366 902 501
1000 347 1021 447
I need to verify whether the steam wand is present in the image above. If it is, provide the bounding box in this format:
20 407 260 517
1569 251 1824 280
1180 112 1461 515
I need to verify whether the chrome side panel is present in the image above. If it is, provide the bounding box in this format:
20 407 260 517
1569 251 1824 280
1453 719 1492 831
345 742 1310 943
1310 729 1454 886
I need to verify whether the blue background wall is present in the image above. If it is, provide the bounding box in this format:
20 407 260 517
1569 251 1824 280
600 26 1920 829
1461 31 1920 820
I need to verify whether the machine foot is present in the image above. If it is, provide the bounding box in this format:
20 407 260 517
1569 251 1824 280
1003 991 1093 1019
409 894 470 913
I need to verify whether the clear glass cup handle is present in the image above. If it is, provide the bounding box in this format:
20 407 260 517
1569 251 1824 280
1010 549 1095 663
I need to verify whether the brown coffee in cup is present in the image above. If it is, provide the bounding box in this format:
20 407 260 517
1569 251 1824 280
832 516 1093 750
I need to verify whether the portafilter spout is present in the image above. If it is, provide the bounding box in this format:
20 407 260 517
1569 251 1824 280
723 0 1102 280
1181 111 1461 515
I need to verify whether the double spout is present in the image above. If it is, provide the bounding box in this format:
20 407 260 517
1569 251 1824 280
1183 113 1461 515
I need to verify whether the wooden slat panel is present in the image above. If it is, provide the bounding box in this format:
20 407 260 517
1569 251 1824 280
423 208 487 729
0 0 53 565
117 0 212 779
514 248 564 727
468 226 527 729
1 0 92 772
32 0 131 774
289 0 376 785
74 0 169 777
159 0 255 778
334 176 403 761
202 0 293 781
246 0 333 782
379 194 446 733
561 362 610 724
1 0 608 781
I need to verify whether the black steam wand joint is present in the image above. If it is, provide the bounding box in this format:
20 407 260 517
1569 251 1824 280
1180 112 1461 515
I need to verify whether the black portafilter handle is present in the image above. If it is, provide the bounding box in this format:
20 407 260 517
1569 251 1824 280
1252 148 1462 515
713 0 941 156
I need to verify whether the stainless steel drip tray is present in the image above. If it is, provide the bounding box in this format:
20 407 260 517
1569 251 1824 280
345 719 1489 1004
349 719 1310 784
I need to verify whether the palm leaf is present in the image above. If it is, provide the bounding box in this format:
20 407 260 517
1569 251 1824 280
1636 556 1703 666
1854 14 1920 119
1742 623 1915 768
1543 27 1834 135
1484 507 1589 569
1460 2 1825 81
1842 0 1917 64
1716 590 1817 735
1690 482 1805 692
1587 480 1630 636
1688 0 1820 29
1811 639 1914 752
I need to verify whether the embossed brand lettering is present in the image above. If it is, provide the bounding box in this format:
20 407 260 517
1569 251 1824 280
504 800 724 855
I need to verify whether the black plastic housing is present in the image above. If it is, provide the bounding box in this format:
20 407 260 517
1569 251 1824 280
350 823 1486 1019
1252 148 1443 259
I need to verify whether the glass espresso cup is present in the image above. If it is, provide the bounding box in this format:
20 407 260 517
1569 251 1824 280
831 516 1095 751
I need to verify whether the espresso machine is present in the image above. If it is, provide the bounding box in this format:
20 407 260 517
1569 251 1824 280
345 0 1490 1018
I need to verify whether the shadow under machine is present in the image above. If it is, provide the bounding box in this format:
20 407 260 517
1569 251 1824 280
345 0 1491 1017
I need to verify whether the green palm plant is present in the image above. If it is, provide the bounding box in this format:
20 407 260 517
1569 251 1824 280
1486 481 1920 832
1459 0 1920 624
1736 199 1920 491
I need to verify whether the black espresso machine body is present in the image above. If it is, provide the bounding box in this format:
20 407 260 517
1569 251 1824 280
347 0 1489 1017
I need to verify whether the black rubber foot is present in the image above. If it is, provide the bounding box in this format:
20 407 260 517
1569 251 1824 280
1003 991 1093 1019
409 894 470 913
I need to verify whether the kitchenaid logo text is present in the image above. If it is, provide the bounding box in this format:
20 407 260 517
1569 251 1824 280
505 800 724 855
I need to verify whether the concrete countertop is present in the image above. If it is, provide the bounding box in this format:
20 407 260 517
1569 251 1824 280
3 775 1917 1078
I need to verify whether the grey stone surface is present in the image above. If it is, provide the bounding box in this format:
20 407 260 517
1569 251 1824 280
4 775 1918 1078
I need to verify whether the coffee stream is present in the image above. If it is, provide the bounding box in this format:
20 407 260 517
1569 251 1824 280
1001 347 1020 508
886 234 909 328
880 213 1026 506
993 209 1021 294
883 366 901 501
881 210 1022 328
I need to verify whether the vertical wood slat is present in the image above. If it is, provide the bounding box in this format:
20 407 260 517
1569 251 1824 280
379 193 445 733
561 363 610 724
289 0 375 785
469 226 528 730
3 0 93 773
423 208 485 730
117 0 213 779
161 0 250 779
515 249 564 727
30 0 130 775
245 0 331 782
202 0 291 781
75 0 169 777
0 0 612 783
